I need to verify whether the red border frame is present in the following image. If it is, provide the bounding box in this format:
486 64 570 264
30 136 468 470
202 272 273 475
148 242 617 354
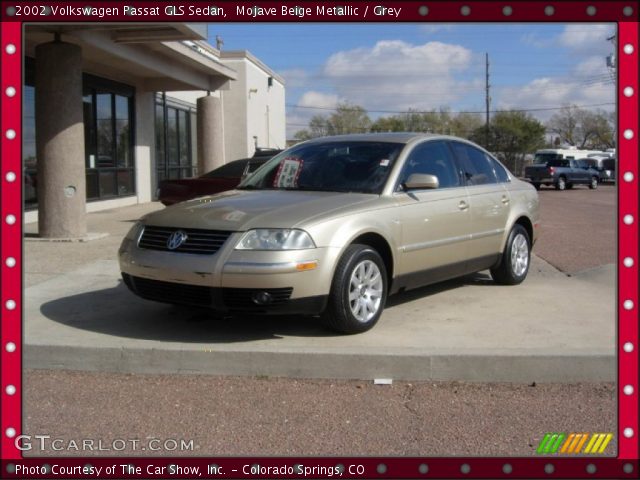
1 1 638 478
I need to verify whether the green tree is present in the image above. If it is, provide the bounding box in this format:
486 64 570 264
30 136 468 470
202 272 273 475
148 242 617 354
326 103 371 135
473 110 546 176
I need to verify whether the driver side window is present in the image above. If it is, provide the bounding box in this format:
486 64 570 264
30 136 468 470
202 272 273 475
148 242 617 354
399 141 460 189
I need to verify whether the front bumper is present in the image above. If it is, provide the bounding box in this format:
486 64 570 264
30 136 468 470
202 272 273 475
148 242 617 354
122 273 328 314
119 232 341 313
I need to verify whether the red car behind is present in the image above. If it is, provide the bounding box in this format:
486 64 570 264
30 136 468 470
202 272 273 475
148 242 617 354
157 149 281 206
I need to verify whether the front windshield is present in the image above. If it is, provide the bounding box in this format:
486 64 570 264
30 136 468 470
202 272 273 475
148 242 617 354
238 141 404 194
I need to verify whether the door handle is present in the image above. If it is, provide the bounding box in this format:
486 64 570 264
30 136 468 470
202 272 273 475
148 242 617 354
501 196 510 204
458 200 469 211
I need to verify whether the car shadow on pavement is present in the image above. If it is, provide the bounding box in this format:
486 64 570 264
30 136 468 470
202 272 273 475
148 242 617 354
38 281 339 343
38 273 495 343
386 271 494 308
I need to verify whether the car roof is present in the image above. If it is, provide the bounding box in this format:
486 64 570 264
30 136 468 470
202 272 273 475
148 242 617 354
302 132 446 145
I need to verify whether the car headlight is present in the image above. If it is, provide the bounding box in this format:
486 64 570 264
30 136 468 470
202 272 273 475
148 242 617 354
235 229 316 250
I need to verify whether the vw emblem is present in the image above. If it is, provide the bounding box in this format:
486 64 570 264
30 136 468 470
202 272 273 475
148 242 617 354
166 230 188 250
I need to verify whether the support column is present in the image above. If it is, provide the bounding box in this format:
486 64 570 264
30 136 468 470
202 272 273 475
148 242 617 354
197 95 224 174
35 40 86 238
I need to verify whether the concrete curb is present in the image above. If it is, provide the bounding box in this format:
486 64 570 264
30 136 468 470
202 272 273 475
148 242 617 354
25 345 615 383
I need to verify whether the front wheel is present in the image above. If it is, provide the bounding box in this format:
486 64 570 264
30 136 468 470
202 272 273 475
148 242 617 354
321 244 388 334
555 176 566 190
490 225 531 285
589 176 599 189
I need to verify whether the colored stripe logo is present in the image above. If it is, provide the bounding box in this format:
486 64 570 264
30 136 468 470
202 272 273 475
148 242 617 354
536 433 613 454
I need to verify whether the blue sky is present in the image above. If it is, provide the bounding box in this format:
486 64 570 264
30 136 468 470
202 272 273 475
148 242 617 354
207 23 616 137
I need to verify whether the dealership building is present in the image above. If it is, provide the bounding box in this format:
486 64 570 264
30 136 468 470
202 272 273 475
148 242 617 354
23 24 285 237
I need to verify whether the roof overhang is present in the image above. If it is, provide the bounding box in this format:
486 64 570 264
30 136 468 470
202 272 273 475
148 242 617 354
24 25 235 91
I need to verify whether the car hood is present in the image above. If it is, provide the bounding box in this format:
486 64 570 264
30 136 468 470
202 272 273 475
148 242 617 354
144 189 379 231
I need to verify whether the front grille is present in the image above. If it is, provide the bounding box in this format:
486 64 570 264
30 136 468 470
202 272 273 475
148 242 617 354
123 274 213 306
222 287 293 309
138 226 232 255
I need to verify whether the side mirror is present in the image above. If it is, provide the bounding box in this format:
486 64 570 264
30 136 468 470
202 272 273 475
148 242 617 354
404 173 439 190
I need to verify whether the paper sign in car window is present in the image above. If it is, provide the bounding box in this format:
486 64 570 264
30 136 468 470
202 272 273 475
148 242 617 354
273 157 304 188
379 159 390 167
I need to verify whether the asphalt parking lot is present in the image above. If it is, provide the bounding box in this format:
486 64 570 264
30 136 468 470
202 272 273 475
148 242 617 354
533 184 616 273
22 185 617 457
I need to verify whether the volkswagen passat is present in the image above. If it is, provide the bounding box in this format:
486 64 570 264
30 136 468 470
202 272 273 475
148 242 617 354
120 133 539 334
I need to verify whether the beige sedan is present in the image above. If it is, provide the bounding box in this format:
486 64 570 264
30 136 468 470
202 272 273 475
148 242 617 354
120 133 539 334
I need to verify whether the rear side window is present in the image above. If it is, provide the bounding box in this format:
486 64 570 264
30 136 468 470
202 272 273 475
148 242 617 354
490 157 510 183
399 140 460 189
449 142 498 186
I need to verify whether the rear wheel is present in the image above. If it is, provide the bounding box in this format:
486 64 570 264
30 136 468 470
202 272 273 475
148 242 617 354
490 225 531 285
589 176 599 189
322 244 387 334
555 176 567 191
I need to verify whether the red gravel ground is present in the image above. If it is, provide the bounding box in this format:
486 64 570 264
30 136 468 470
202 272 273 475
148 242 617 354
24 370 615 457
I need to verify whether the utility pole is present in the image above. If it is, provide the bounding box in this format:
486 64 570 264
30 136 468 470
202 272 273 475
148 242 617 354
485 53 490 146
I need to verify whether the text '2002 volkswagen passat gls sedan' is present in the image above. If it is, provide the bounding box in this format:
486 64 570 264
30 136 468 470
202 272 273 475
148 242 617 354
120 133 539 334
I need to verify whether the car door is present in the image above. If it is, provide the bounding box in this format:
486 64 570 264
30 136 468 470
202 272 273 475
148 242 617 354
394 140 473 287
448 141 510 264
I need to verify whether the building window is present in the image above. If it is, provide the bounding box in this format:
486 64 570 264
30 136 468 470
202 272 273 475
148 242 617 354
155 94 197 185
23 58 136 209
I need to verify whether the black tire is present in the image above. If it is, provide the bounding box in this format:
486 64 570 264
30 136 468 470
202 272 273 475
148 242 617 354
555 176 567 190
589 176 599 189
532 182 541 190
490 225 531 285
566 183 574 189
321 244 388 334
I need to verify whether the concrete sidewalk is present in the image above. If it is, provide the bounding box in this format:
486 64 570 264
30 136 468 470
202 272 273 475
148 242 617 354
24 203 616 382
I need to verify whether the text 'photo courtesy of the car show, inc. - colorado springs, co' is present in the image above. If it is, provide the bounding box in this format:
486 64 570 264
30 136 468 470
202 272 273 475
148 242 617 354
0 2 638 480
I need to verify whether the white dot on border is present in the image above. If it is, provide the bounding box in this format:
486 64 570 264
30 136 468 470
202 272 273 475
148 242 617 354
5 214 16 225
5 44 16 55
5 257 16 268
503 464 513 474
624 462 634 473
623 300 634 310
5 428 16 438
461 464 471 474
5 385 16 395
623 214 634 225
623 342 634 353
624 44 635 55
623 6 634 17
5 129 16 140
5 300 16 310
624 129 634 140
544 463 554 474
623 427 634 438
586 464 597 474
586 6 596 15
5 342 16 353
5 171 16 182
623 257 634 267
461 5 471 15
418 6 428 16
5 86 16 97
623 385 634 395
503 6 512 16
623 172 635 182
418 464 429 474
544 5 555 15
624 86 635 97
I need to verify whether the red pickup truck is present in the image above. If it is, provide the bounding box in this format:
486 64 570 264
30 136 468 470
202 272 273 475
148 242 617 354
157 149 281 206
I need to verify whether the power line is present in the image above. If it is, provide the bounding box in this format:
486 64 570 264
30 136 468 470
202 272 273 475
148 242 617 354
285 102 615 115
